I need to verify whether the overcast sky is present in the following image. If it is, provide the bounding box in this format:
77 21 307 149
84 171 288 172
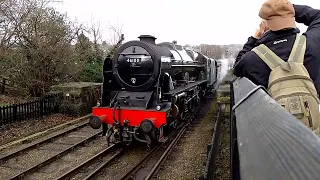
53 0 320 45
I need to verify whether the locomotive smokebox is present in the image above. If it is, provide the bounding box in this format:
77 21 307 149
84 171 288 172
138 35 156 44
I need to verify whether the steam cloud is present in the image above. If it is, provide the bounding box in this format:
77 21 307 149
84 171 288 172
215 58 230 89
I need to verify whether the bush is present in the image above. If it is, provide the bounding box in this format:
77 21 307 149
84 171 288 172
80 60 104 82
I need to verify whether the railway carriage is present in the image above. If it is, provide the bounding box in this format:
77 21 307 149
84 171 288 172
89 35 218 146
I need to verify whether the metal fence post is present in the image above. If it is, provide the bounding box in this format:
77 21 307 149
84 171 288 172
40 98 44 116
13 104 17 123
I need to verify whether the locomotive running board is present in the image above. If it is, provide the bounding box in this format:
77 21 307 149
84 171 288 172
163 80 207 95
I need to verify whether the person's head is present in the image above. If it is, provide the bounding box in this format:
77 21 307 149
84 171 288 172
259 0 296 31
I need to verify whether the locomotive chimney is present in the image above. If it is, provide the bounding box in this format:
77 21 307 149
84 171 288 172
138 35 156 44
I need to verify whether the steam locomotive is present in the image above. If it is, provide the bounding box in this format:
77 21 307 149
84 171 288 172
89 35 218 146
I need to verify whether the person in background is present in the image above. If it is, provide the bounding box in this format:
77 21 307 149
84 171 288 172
233 0 320 134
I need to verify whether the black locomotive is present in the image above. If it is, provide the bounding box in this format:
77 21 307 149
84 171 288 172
89 35 218 146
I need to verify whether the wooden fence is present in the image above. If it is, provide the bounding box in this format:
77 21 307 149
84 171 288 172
0 94 60 126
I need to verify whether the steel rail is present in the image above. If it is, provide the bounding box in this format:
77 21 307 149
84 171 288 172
55 144 123 180
0 121 89 163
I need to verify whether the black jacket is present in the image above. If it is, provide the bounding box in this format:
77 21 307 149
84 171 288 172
233 4 320 95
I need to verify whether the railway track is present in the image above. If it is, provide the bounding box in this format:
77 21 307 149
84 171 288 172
0 119 106 180
57 101 205 180
55 127 186 180
54 143 125 180
119 124 188 180
0 98 211 180
118 104 204 180
0 121 89 162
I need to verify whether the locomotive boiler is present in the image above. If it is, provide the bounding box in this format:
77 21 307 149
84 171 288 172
89 35 218 146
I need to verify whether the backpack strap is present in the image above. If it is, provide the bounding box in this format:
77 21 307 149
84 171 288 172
252 44 284 70
288 34 307 64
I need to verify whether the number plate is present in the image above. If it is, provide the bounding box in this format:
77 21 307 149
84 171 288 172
127 58 141 63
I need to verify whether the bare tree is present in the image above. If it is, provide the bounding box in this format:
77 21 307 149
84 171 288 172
198 44 225 60
0 0 126 96
0 0 34 75
1 0 81 96
106 22 123 46
89 17 103 58
90 18 102 45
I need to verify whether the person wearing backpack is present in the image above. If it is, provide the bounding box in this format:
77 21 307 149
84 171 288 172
233 0 320 135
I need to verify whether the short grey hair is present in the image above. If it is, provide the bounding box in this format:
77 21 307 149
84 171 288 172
261 18 268 25
260 18 270 30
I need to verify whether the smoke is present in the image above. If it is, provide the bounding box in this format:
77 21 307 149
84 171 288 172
215 58 229 89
